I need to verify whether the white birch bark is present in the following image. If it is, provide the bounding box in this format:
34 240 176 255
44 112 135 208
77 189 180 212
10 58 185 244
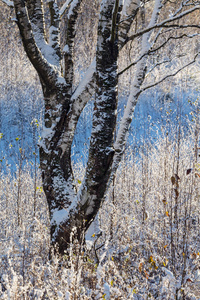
5 0 197 254
111 0 163 180
118 0 140 49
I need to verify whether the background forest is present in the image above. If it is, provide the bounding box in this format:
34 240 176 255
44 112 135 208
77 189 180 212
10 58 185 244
1 0 200 299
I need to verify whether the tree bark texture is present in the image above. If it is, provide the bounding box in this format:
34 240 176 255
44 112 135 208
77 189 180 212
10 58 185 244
10 0 171 254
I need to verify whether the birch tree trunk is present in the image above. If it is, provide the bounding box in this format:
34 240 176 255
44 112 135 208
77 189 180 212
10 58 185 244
50 0 121 253
4 0 199 254
11 0 129 254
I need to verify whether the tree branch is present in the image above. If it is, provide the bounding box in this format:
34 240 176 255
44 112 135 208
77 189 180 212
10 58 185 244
118 0 140 50
118 33 199 76
127 5 200 42
109 0 163 188
26 0 46 40
58 59 96 157
71 59 96 107
78 0 119 234
13 0 57 86
59 0 73 18
63 0 83 89
141 53 199 92
111 0 119 44
48 0 61 60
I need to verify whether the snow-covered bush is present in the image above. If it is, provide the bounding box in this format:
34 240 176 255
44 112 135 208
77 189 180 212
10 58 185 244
0 123 200 299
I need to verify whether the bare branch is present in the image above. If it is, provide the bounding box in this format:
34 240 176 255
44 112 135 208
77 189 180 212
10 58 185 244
127 5 200 42
118 33 199 76
158 24 200 29
147 57 174 75
141 53 199 92
150 1 199 48
150 33 199 53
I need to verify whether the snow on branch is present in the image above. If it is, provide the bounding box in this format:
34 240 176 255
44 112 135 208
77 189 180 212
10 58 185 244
13 0 57 86
109 0 163 189
173 0 197 17
48 0 61 60
57 60 95 169
118 0 139 49
63 0 82 84
59 0 73 18
71 59 96 113
68 0 82 18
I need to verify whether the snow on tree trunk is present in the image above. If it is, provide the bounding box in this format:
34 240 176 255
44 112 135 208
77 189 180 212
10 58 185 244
8 0 196 254
111 0 163 181
50 0 120 253
10 0 166 253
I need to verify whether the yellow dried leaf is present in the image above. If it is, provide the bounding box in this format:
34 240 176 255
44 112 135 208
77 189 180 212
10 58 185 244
149 256 153 263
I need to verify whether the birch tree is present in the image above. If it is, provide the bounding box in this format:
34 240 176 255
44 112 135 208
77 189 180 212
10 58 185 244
1 0 200 254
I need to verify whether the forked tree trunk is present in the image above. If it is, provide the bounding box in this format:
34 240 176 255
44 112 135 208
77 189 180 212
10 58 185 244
4 0 200 254
51 0 119 253
41 0 120 254
11 0 140 254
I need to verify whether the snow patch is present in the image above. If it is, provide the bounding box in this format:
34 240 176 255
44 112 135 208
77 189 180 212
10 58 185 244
63 44 69 53
72 59 96 102
51 208 69 226
85 214 101 249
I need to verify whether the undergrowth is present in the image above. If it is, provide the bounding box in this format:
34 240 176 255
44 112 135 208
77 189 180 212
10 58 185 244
0 125 200 299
